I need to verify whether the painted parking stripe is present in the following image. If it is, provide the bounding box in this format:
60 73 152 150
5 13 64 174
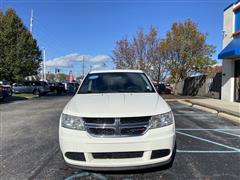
176 131 240 152
65 172 107 180
177 150 240 153
174 114 215 116
214 130 240 138
176 128 240 131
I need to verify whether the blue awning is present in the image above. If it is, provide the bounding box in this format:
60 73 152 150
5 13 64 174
218 36 240 59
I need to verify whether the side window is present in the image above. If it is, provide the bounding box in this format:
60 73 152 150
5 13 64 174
23 82 30 86
35 82 41 86
235 9 240 32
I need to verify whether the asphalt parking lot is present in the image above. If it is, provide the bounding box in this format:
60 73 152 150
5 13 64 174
0 95 239 180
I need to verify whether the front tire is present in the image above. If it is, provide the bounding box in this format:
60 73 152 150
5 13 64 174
33 89 40 96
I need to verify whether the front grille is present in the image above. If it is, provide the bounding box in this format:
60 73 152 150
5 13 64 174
92 151 143 159
84 118 115 124
83 116 151 137
121 127 147 136
88 128 115 136
120 117 150 124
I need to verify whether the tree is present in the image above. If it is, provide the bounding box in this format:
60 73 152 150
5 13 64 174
112 37 136 69
0 8 42 83
159 19 216 84
203 64 222 74
112 27 168 82
56 73 68 82
46 73 55 82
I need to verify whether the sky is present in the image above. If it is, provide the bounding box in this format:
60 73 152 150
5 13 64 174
0 0 235 77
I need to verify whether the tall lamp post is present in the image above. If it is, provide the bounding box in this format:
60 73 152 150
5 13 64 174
42 48 46 81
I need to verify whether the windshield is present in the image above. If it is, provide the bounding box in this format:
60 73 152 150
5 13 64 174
78 72 155 94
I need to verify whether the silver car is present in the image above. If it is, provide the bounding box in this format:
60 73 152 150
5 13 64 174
12 81 50 95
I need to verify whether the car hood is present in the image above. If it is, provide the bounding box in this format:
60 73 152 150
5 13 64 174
63 93 171 117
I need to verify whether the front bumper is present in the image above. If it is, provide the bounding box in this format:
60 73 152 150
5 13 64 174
59 125 175 170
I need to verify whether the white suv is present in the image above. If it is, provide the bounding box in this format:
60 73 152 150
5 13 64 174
59 70 176 170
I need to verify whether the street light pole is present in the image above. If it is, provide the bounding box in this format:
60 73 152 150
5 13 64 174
43 48 46 81
82 56 85 77
30 9 33 34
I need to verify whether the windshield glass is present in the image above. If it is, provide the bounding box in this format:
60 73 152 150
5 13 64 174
78 72 155 94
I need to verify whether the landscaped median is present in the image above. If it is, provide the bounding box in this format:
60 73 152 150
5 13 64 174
13 93 35 99
3 93 36 102
177 98 240 123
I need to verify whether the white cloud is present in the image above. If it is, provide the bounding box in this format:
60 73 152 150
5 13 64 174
90 55 110 62
46 53 110 67
45 58 73 67
91 64 104 70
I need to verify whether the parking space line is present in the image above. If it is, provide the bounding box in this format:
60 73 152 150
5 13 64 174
176 131 240 152
174 114 215 116
176 128 240 131
65 172 107 180
214 130 240 138
177 150 240 153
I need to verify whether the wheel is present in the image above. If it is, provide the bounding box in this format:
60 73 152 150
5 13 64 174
33 89 40 96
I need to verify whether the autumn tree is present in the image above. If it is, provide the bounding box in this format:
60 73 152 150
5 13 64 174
46 73 55 82
112 27 168 81
56 73 68 82
203 65 222 74
160 19 216 84
0 8 42 83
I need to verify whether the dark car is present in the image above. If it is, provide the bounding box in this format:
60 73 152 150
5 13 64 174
164 84 172 94
68 82 80 93
49 82 66 94
0 85 4 101
158 83 166 94
12 81 50 95
63 82 80 93
0 81 12 101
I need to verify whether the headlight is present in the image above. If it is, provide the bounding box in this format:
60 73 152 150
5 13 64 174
61 114 85 130
150 111 173 128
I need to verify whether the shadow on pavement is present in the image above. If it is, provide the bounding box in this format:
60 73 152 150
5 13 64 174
0 93 74 104
161 94 208 100
0 96 28 104
63 165 171 180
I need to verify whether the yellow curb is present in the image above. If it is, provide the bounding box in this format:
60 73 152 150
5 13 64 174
192 105 218 114
218 112 240 124
177 100 192 106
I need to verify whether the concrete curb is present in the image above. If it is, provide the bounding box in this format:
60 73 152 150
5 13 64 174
177 100 240 124
218 113 240 124
192 105 218 114
177 100 192 106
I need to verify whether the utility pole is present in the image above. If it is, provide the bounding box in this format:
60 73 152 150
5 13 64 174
82 56 85 77
43 48 46 81
30 9 33 34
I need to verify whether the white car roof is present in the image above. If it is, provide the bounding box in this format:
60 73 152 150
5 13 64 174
89 69 144 74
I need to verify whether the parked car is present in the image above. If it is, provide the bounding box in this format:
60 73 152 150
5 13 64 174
154 83 172 95
0 85 4 101
12 81 50 95
158 83 166 94
63 82 80 93
0 81 12 101
68 82 79 93
49 82 66 94
164 84 172 94
59 70 176 170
